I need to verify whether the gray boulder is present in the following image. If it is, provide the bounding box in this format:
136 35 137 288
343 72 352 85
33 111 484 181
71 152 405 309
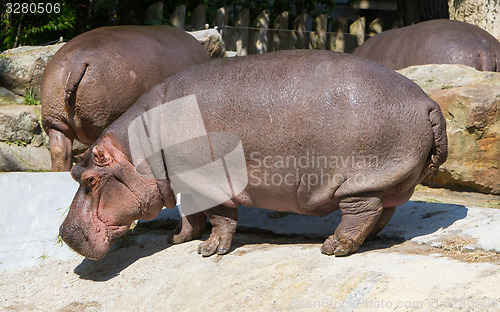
0 104 50 172
0 105 42 143
0 142 51 171
189 29 227 58
0 86 24 106
0 43 65 97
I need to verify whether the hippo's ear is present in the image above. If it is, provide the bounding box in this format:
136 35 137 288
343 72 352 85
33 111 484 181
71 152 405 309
92 145 112 167
75 148 90 163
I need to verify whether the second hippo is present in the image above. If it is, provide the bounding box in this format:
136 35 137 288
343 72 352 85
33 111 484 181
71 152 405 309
41 25 209 171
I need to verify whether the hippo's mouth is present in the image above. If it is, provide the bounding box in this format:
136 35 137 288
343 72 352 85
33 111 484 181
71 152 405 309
94 194 134 244
105 224 131 241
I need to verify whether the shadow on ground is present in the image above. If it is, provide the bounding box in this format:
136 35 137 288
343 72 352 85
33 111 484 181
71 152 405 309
74 219 177 281
74 201 468 281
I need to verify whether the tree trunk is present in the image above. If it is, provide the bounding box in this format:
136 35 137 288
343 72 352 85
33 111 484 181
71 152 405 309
449 0 500 40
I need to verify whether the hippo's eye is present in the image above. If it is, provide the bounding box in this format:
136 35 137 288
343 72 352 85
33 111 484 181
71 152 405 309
85 176 99 189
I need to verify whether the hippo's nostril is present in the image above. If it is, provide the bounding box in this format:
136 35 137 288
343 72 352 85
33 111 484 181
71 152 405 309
59 223 89 244
59 223 74 238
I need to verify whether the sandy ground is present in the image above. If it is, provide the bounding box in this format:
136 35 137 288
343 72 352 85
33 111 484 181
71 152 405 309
1 186 500 312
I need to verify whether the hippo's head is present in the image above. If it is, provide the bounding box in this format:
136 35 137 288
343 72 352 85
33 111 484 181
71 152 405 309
60 135 176 260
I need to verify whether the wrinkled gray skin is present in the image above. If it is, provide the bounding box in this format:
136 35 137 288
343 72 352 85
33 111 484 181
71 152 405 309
353 19 500 71
41 25 209 171
60 50 447 260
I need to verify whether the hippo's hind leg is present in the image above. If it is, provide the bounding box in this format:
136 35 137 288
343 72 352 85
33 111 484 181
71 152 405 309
168 212 207 244
198 205 238 257
366 207 396 240
321 192 383 256
49 129 73 171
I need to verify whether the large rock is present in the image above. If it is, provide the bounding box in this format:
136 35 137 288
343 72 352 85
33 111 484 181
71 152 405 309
0 86 24 106
0 43 65 97
0 105 42 143
0 105 50 171
398 64 500 194
189 28 227 58
0 142 51 171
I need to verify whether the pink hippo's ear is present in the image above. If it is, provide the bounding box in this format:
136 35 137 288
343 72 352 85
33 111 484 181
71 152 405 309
91 136 130 168
92 145 112 166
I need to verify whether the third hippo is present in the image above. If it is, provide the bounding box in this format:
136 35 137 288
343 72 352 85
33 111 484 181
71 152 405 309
60 50 447 260
353 19 500 71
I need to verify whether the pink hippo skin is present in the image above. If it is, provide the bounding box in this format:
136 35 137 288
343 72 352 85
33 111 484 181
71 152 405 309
41 25 209 171
353 19 500 71
60 50 447 260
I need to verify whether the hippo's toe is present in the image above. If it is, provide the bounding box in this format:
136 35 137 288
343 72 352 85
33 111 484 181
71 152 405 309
197 230 233 257
321 235 356 257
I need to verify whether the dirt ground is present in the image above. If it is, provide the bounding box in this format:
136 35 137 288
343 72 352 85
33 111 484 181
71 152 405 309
1 186 499 312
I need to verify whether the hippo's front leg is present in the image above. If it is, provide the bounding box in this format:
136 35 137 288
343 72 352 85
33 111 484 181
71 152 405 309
198 205 238 257
321 192 383 256
168 212 207 244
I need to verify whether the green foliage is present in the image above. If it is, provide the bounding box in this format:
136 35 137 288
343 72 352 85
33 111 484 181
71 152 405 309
56 234 64 247
10 140 27 147
36 250 48 262
1 0 77 51
24 87 40 106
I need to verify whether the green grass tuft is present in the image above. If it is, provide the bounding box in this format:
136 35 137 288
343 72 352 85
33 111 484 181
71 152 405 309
24 88 41 106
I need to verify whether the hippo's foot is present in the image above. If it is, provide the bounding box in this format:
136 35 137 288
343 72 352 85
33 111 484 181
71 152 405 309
320 235 356 256
197 205 238 257
197 227 234 256
168 212 207 244
322 192 384 256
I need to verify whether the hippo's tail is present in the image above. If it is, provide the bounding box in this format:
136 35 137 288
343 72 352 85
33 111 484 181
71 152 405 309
425 102 448 177
64 62 89 107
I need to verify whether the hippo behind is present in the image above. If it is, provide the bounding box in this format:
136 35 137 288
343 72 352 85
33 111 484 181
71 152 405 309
41 25 209 171
353 19 500 71
60 50 447 260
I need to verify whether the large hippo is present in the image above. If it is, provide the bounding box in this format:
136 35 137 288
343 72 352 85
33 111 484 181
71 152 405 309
41 25 209 171
60 50 447 260
353 19 500 71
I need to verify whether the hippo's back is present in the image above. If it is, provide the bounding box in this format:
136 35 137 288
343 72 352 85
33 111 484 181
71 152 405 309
353 19 500 71
119 50 444 212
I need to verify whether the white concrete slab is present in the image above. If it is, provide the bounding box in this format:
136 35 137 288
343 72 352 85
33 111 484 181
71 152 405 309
0 172 79 271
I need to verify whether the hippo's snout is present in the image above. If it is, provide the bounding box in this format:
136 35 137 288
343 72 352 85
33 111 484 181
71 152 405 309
59 221 110 260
